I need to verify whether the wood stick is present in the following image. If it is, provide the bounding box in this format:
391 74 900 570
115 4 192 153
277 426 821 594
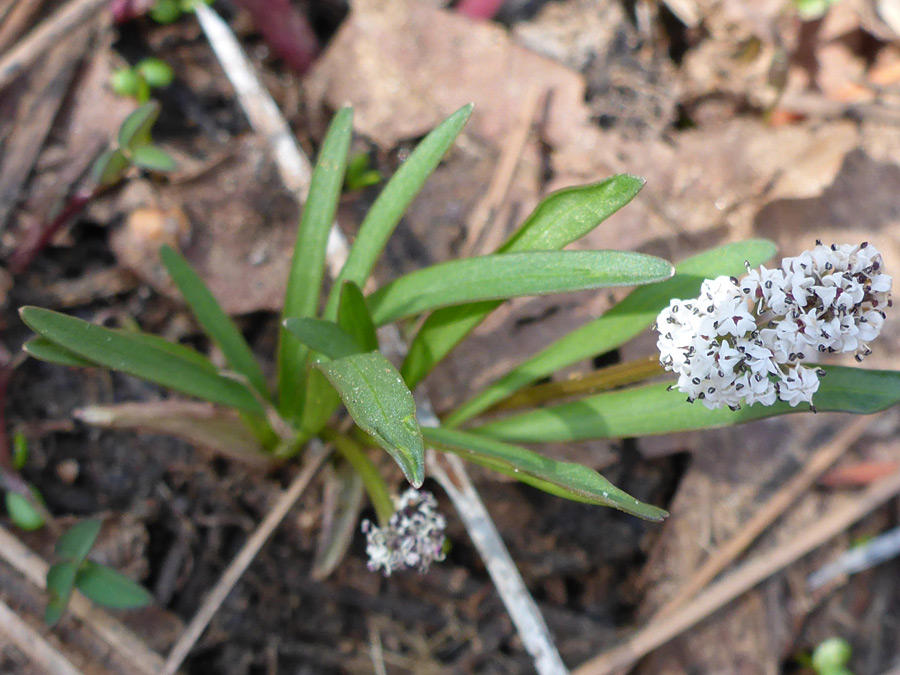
651 415 872 621
0 0 108 91
573 465 900 675
160 442 329 675
0 598 85 675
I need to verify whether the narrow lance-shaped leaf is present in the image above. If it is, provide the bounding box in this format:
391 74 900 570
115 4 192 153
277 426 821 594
76 561 153 609
445 239 777 427
423 426 666 520
322 104 474 320
279 107 354 419
20 307 264 415
24 338 97 368
56 519 101 563
45 562 78 626
117 101 160 151
316 352 425 487
131 145 176 172
160 245 269 398
338 281 378 352
368 250 674 325
283 318 363 360
402 175 646 388
471 365 900 442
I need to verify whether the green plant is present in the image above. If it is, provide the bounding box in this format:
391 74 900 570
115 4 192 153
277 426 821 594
19 105 900 576
45 520 153 626
795 0 841 21
150 0 214 24
809 636 853 675
112 58 175 103
344 152 382 191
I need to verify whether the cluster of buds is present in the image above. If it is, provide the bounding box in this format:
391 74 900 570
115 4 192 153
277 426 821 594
656 242 891 410
362 489 447 576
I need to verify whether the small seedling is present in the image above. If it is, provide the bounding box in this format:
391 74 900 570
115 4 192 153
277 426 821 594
112 58 175 103
3 433 46 531
344 152 382 191
795 0 841 20
45 519 153 626
811 636 853 675
150 0 214 24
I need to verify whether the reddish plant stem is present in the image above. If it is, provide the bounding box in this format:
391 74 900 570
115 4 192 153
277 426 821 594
109 0 156 23
456 0 505 20
9 188 95 276
231 0 319 74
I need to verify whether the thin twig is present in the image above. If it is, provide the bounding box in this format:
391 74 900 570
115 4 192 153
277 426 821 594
160 442 330 675
0 0 107 92
0 524 163 675
651 414 872 621
573 466 900 675
192 1 312 199
460 84 542 257
0 598 85 675
195 6 566 672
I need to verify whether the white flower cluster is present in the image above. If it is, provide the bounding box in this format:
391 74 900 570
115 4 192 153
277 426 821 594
362 489 446 576
657 242 891 410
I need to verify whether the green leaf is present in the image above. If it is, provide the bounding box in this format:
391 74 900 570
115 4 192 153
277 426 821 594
323 104 474 320
316 352 424 487
368 250 674 325
471 366 900 442
5 489 45 531
24 338 97 368
283 318 363 360
136 57 174 88
402 175 648 388
45 562 78 626
12 431 28 470
311 464 365 581
279 107 354 419
56 519 101 563
117 101 160 151
160 245 269 398
338 282 379 352
422 426 666 521
445 239 777 426
499 175 645 253
131 145 176 172
20 307 263 415
75 561 153 609
91 149 130 188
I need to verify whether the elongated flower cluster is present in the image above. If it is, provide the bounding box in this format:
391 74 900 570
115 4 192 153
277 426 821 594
362 489 446 576
656 242 891 410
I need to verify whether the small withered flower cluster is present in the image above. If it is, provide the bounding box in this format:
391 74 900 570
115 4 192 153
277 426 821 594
656 242 892 410
362 489 447 576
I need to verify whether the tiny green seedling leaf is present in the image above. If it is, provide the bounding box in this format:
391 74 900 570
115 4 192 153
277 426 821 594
367 250 674 325
56 519 102 563
117 101 161 151
131 145 176 172
12 431 28 470
91 149 130 188
75 561 153 609
45 562 78 626
5 489 45 531
316 353 424 487
283 318 363 360
344 152 382 191
137 57 174 88
423 426 667 520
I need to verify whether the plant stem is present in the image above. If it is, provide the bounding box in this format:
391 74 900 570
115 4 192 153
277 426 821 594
320 428 394 526
9 188 95 275
487 355 665 413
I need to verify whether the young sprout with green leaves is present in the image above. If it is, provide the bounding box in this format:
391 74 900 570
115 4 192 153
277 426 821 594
45 520 153 626
10 102 175 275
19 104 900 579
111 57 175 103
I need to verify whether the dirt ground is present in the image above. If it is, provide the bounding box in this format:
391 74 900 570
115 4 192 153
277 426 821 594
2 0 900 673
